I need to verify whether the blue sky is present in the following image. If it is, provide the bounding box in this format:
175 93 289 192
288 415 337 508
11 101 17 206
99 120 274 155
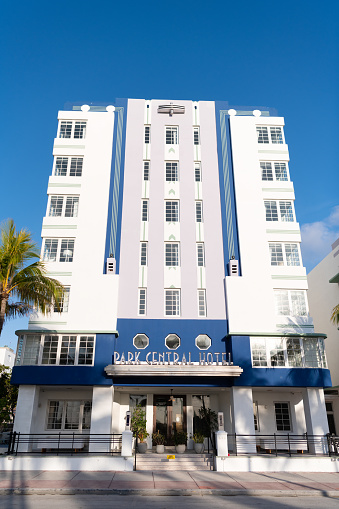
1 0 338 348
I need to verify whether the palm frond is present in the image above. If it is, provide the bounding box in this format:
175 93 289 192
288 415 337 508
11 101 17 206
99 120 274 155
331 304 339 326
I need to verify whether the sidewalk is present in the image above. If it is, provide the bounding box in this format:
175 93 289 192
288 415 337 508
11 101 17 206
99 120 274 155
0 470 339 496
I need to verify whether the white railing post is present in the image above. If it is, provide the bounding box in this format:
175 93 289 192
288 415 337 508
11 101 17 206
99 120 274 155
121 430 133 457
216 430 228 456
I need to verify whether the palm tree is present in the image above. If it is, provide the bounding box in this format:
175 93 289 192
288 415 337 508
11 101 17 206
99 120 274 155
0 219 64 335
331 304 339 327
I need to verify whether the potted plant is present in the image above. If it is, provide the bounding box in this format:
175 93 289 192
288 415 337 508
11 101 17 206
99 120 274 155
192 432 205 454
152 431 166 453
173 431 187 454
131 406 149 453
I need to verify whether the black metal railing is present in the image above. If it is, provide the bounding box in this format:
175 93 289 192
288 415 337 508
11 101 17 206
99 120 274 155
7 432 122 456
226 433 333 457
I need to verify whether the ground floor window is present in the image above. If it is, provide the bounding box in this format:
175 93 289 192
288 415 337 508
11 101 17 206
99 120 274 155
274 402 291 431
192 395 211 434
46 400 92 430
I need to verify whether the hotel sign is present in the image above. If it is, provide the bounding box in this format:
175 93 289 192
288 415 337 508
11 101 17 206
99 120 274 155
113 351 232 366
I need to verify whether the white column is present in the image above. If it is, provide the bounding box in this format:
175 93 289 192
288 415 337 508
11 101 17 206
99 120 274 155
13 385 40 452
303 387 329 454
186 394 194 449
231 387 256 454
146 393 153 449
89 385 114 452
121 431 133 457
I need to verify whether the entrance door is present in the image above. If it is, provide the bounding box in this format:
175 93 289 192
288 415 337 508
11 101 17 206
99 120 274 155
153 395 186 444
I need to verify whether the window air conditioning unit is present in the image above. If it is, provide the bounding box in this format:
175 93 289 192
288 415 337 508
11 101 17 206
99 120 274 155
106 257 116 274
229 258 239 276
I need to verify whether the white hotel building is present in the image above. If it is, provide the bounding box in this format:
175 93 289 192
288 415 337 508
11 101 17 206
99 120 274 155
12 99 331 455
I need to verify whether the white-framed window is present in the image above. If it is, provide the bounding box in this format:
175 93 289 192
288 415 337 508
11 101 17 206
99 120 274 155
58 121 87 139
256 126 284 144
250 336 327 369
193 126 200 145
260 161 289 181
142 200 149 221
195 162 202 182
144 125 150 144
17 333 94 366
197 243 205 267
269 243 301 266
43 239 58 261
165 243 179 266
138 288 147 315
46 400 92 430
54 287 70 313
143 161 150 181
165 289 180 316
264 200 294 222
140 242 147 266
53 156 83 177
274 402 291 431
198 289 207 317
165 162 179 182
165 201 179 222
48 196 79 218
165 126 178 144
195 201 203 222
274 289 307 316
59 239 75 262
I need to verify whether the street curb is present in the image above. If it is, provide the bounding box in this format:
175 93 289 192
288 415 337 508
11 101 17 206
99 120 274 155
0 488 339 497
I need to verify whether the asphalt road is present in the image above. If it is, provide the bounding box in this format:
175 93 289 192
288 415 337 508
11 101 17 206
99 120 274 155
1 494 339 509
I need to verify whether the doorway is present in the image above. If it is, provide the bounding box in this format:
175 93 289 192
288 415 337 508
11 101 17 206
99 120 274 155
153 394 186 444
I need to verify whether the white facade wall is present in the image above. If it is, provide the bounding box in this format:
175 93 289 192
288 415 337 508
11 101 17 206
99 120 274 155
0 347 15 368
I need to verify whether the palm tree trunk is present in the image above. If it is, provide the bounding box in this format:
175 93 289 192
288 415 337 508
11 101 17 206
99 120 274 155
0 295 8 336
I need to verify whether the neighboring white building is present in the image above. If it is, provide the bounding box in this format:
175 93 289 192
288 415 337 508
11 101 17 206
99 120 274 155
308 237 339 435
0 346 15 369
11 100 330 456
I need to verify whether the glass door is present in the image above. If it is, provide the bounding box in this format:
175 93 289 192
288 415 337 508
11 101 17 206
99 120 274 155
153 395 186 444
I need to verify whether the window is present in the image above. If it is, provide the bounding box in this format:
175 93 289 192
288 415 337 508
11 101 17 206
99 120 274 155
58 121 87 139
54 156 83 177
274 290 307 316
261 162 289 182
65 197 79 217
143 161 150 181
197 243 205 267
17 333 95 366
195 162 202 182
78 336 95 365
54 287 70 313
138 288 146 315
59 239 75 262
264 201 294 222
42 335 59 364
48 196 79 218
165 243 179 266
193 126 200 145
60 336 77 365
47 400 92 430
198 289 207 317
133 334 149 349
256 126 284 144
166 126 178 144
144 125 150 144
253 402 259 431
142 200 149 221
165 334 180 349
251 336 327 369
264 201 278 221
165 201 179 222
49 196 63 216
195 201 203 222
274 402 291 431
269 243 300 266
270 127 284 144
195 334 211 350
21 335 40 365
165 162 178 182
43 239 58 261
165 289 180 316
140 242 147 266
